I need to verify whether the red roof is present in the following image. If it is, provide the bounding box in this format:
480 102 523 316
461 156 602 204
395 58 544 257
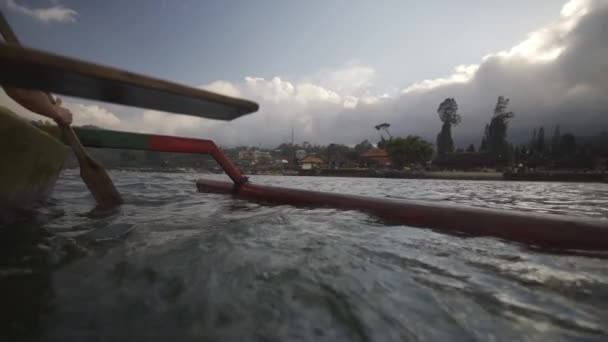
361 148 388 158
301 156 325 164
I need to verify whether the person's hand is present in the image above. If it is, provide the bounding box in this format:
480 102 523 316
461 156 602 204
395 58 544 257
53 105 73 126
52 97 73 126
3 87 73 126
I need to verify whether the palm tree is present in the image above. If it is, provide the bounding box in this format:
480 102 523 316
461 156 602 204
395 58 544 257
436 98 461 155
375 122 392 140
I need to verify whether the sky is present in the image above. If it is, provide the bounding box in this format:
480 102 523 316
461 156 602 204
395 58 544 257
1 0 607 148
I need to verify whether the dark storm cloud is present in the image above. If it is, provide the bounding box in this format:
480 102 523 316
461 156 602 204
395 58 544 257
335 0 608 148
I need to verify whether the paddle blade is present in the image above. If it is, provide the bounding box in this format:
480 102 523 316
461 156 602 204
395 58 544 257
61 126 122 207
78 155 123 207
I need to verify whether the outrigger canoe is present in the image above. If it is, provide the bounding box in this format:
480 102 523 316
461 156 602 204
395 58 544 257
0 106 67 220
1 42 608 251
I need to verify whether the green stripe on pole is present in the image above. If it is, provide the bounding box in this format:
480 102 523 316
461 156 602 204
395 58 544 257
72 128 149 150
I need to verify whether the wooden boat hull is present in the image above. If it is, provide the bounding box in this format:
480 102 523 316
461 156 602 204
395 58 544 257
0 107 67 219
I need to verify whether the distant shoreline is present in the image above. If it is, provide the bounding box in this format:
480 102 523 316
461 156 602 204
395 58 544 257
296 169 504 181
295 169 607 183
63 167 608 184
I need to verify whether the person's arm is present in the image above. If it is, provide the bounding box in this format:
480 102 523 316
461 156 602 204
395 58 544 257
3 86 73 126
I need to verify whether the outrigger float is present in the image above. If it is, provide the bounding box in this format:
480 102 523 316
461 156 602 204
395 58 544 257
1 42 608 251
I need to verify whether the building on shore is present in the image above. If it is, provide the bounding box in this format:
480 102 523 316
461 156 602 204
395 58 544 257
300 156 326 170
295 149 307 161
238 148 272 165
360 148 390 167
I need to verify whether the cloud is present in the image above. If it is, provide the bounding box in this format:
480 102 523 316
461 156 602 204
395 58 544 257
403 0 592 95
63 102 121 128
312 64 376 94
129 110 202 136
5 0 78 23
243 76 295 103
403 64 480 94
381 0 608 146
200 81 241 98
294 83 341 105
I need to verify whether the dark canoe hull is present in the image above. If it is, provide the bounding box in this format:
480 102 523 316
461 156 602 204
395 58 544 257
196 178 608 251
0 107 67 220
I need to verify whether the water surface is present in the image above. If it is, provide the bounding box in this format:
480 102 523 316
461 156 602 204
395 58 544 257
2 170 608 341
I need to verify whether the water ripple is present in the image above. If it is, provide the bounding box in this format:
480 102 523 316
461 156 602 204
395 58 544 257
1 170 607 341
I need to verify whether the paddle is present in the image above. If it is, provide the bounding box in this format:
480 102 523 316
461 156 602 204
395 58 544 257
0 11 122 207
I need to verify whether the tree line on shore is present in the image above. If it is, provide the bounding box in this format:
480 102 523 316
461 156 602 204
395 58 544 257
31 95 606 170
431 96 605 169
273 94 606 170
280 95 518 169
357 95 519 168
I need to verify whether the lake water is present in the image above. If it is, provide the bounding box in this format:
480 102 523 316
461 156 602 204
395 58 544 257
1 170 608 341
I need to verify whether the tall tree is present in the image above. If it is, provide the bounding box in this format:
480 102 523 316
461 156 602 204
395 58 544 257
480 138 487 152
375 123 392 140
324 143 350 168
466 144 476 153
482 96 515 163
385 135 433 169
435 98 461 155
513 146 521 164
348 139 372 164
551 125 561 156
354 139 373 155
536 127 546 153
560 134 577 156
530 128 537 150
479 124 490 152
377 136 387 149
